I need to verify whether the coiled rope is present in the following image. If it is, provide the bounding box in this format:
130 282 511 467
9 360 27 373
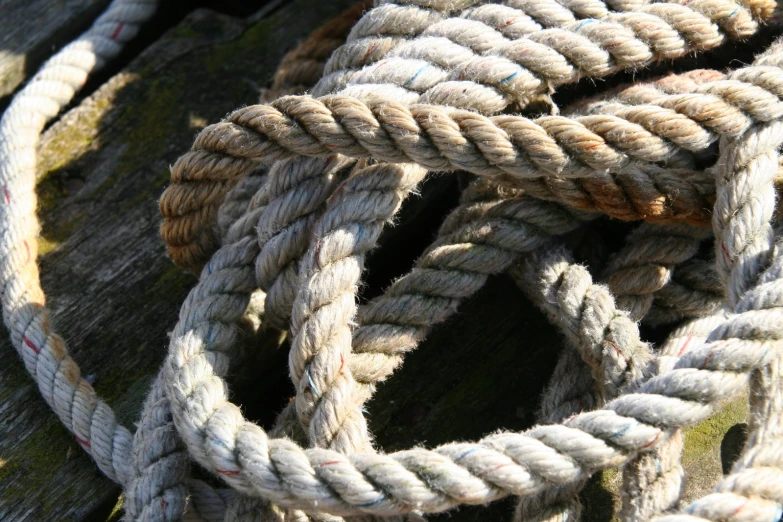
3 0 783 521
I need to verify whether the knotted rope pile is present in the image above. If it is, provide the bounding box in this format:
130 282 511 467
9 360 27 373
4 0 783 521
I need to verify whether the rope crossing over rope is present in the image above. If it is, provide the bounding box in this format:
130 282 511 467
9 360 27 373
3 0 783 522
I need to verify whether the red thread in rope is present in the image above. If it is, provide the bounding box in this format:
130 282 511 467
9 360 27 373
75 434 91 448
677 335 694 357
111 23 125 40
318 460 342 467
361 41 379 63
216 469 241 476
23 336 39 354
728 500 747 518
3 187 10 204
720 242 733 264
639 431 661 450
607 340 625 362
701 341 721 370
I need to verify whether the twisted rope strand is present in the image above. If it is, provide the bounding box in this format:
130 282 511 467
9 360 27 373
509 243 653 522
501 163 716 226
262 181 594 464
645 258 725 325
0 0 158 494
511 246 651 401
176 60 783 195
620 311 730 521
603 223 719 321
255 155 356 330
316 0 770 113
288 160 427 453
160 0 782 275
162 67 762 283
260 1 370 102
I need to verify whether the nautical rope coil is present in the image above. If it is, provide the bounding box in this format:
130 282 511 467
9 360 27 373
1 1 783 522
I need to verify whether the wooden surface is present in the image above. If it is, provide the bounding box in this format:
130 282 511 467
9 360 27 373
0 1 748 521
0 0 110 100
0 1 357 519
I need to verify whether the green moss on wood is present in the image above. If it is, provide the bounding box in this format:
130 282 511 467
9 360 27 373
38 94 116 181
0 416 84 517
106 495 125 522
582 469 621 522
678 396 748 502
114 77 180 181
682 397 748 466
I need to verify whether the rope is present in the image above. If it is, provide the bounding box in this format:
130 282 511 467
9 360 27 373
160 0 783 273
603 223 722 323
163 68 762 275
155 9 783 520
4 0 783 521
161 3 370 273
0 0 160 501
313 0 771 111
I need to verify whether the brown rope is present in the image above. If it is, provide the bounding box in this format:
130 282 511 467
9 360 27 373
159 5 783 273
159 2 368 272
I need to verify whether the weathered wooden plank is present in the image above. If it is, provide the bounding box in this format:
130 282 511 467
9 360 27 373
0 0 110 100
0 1 357 520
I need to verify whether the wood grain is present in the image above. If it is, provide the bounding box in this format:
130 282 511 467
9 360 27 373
0 0 110 100
0 1 356 519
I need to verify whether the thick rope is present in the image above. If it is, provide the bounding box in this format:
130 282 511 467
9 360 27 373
255 156 357 330
619 311 729 521
509 243 652 522
160 0 782 273
0 0 167 512
313 0 772 112
162 3 369 273
157 66 739 272
603 223 721 322
174 75 782 180
155 30 783 522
